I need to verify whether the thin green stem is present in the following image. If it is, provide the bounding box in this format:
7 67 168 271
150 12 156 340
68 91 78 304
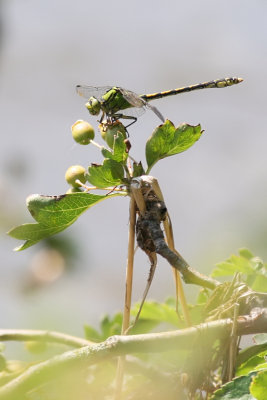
0 329 93 347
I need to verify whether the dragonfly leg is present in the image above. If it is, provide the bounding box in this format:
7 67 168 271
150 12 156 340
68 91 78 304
112 113 137 129
98 111 106 123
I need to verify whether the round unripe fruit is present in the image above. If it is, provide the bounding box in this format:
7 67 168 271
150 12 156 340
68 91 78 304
65 165 86 187
71 120 95 145
99 121 127 148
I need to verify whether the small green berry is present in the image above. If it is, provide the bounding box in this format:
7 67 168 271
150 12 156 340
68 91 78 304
71 120 95 145
65 165 86 187
99 121 127 148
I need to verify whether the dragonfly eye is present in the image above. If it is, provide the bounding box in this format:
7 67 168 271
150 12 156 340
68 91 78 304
85 97 101 116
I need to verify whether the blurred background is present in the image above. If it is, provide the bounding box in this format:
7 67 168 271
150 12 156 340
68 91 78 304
0 0 266 339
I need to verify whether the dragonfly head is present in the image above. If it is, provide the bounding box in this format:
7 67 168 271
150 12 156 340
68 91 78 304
85 97 101 116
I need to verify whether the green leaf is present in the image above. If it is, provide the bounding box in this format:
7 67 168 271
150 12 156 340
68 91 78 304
188 304 205 325
210 372 257 399
131 300 179 327
131 298 205 329
212 254 254 277
253 334 267 345
101 132 128 164
84 324 102 342
145 120 203 172
101 313 122 338
211 250 267 292
196 288 210 305
236 352 267 376
251 275 267 292
8 192 117 250
130 319 159 335
250 369 267 400
87 159 124 188
239 248 254 260
132 161 145 178
211 262 236 277
85 313 123 341
237 341 267 368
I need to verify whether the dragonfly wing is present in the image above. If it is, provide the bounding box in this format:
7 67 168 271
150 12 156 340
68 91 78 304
76 85 112 100
145 103 165 122
117 106 146 118
119 88 165 122
118 88 146 108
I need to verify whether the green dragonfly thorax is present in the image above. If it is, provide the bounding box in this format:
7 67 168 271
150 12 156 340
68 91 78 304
101 87 133 114
85 87 132 117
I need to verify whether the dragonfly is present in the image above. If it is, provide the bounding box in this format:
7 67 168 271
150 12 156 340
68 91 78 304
76 77 243 127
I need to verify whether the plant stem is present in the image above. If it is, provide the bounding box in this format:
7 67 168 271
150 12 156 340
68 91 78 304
228 303 239 381
163 216 191 325
122 195 136 333
114 195 136 399
0 329 92 347
154 236 219 289
0 310 266 400
89 139 104 149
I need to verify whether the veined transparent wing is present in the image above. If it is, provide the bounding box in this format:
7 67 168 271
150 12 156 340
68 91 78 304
118 87 165 122
118 87 146 108
145 103 165 122
76 85 113 100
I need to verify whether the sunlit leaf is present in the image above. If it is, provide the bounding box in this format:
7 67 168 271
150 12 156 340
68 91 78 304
253 334 267 345
131 300 179 327
251 275 267 292
84 324 102 342
132 161 145 178
145 120 203 172
85 313 123 342
212 255 254 277
210 372 257 399
101 132 128 163
237 341 267 368
87 159 124 188
236 352 267 376
239 248 254 260
250 369 267 400
8 192 119 250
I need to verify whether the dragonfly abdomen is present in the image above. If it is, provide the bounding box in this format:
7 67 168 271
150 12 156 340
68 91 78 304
141 77 243 102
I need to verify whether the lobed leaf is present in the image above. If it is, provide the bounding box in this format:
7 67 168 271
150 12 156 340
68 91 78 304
101 132 128 164
253 334 267 345
236 352 267 376
212 255 254 277
131 300 179 327
8 192 120 250
210 372 257 399
132 161 145 178
87 159 124 188
211 249 267 292
250 369 267 400
145 120 203 172
84 313 123 342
